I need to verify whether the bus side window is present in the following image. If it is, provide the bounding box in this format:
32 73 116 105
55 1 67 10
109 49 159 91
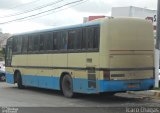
82 27 88 50
93 26 100 49
40 33 53 51
68 30 76 50
68 29 82 50
6 38 13 66
12 37 17 53
60 31 68 50
87 27 94 49
28 35 34 52
40 34 45 51
45 33 53 51
82 26 100 50
13 36 22 54
76 29 82 50
22 36 28 53
33 35 40 51
53 32 58 50
17 36 22 53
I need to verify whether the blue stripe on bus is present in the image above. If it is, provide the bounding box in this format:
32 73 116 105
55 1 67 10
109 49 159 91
5 73 154 94
6 73 14 84
23 75 60 90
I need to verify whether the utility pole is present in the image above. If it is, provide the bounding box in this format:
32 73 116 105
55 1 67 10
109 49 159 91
155 0 160 87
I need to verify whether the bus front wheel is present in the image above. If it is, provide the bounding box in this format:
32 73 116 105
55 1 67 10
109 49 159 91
16 72 25 89
61 75 74 98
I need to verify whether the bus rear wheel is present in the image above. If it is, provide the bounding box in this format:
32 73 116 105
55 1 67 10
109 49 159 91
16 72 25 89
61 75 74 98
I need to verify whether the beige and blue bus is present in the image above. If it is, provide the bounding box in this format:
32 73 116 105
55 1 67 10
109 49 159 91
5 18 155 97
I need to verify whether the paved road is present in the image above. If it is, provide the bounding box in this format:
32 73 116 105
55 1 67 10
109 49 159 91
0 82 160 113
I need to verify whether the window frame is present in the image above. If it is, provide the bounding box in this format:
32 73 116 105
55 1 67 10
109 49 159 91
59 30 68 52
11 24 100 55
21 35 28 54
81 25 100 52
12 36 22 54
52 31 61 53
68 28 82 52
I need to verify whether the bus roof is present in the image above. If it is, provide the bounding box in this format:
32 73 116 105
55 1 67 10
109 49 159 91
9 17 147 38
12 21 101 37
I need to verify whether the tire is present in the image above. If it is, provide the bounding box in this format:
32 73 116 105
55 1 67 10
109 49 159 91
100 92 116 96
107 92 116 96
16 72 25 89
61 75 74 98
0 73 5 81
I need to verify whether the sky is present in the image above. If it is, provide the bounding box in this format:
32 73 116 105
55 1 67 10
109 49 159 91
0 0 158 34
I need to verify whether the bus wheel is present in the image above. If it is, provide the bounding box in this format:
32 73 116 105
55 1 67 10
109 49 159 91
61 75 74 98
16 72 25 89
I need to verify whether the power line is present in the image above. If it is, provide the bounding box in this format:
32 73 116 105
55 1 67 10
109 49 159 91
0 0 65 18
0 0 86 25
17 0 88 22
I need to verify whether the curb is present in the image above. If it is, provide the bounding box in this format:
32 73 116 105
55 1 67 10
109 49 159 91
127 90 160 99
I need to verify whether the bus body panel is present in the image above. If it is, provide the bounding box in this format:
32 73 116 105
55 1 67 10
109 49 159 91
5 18 155 94
100 18 154 80
6 71 154 93
68 53 86 67
108 19 154 50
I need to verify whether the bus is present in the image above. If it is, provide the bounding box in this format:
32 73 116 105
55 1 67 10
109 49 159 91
5 18 155 98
